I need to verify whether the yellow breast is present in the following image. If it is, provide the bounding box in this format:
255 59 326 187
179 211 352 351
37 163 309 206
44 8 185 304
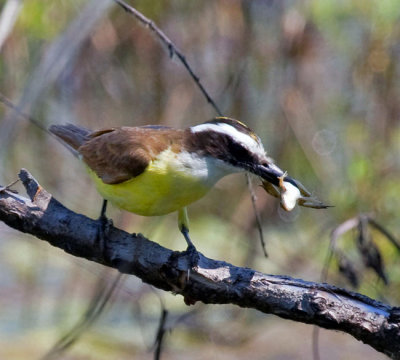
87 148 222 216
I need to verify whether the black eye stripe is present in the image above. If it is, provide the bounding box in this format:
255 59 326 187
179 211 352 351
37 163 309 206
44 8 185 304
185 128 260 169
228 140 248 157
225 136 260 167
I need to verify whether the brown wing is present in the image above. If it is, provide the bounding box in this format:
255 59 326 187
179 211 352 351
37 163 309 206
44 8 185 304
78 126 182 184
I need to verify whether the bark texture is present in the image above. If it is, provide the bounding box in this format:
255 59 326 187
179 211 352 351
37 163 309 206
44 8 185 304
1 169 399 359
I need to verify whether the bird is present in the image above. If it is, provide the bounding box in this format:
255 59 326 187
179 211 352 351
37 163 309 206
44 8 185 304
49 117 327 262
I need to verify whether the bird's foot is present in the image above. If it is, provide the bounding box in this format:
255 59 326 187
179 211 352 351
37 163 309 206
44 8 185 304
96 214 113 259
184 243 200 269
180 226 199 268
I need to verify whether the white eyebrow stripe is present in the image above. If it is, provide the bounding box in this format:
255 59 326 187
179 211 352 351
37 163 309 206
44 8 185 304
191 123 265 156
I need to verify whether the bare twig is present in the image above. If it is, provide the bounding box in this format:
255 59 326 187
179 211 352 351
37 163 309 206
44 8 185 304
41 272 123 360
368 217 400 253
1 169 399 359
0 93 79 157
0 92 48 133
113 0 223 116
0 178 19 193
246 174 268 257
321 217 360 281
313 217 360 360
154 308 168 360
313 214 400 359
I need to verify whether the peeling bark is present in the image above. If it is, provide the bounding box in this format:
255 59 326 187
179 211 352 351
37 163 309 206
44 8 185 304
0 169 399 359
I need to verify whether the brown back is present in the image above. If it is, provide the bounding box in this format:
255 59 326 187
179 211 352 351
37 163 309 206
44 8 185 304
50 124 185 184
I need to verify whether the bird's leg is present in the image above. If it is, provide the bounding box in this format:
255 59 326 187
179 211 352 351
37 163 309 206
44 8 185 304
178 207 195 249
181 225 195 248
178 208 199 269
97 199 112 258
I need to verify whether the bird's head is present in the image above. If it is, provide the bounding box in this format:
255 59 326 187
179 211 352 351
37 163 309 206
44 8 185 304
187 117 328 211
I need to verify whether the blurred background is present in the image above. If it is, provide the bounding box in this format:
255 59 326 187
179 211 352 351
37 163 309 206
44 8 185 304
0 0 399 359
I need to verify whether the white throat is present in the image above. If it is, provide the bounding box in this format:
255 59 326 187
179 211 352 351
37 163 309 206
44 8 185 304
174 150 242 187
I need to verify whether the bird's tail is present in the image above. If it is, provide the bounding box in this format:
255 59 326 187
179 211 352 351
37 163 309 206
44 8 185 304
49 124 91 150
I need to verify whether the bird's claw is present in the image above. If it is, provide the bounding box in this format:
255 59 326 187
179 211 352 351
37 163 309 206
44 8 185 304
184 244 200 269
96 215 113 257
183 244 200 281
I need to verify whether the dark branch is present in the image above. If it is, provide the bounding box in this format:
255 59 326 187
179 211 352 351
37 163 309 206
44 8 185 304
1 169 400 359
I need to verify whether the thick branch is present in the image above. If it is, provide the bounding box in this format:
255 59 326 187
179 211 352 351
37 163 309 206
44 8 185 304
1 169 399 359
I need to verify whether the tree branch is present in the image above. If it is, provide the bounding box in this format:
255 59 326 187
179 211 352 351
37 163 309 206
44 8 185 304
1 169 399 359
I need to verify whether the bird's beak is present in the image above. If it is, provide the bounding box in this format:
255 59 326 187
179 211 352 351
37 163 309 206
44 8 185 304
255 164 330 211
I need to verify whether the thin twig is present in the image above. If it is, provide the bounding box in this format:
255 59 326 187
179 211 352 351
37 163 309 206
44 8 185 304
321 217 360 281
0 93 79 157
154 308 168 360
313 216 360 360
246 174 268 257
0 92 48 133
0 178 19 193
113 0 223 116
368 217 400 253
41 272 123 360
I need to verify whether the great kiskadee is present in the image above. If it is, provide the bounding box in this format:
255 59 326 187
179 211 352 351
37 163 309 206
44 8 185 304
49 117 326 259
